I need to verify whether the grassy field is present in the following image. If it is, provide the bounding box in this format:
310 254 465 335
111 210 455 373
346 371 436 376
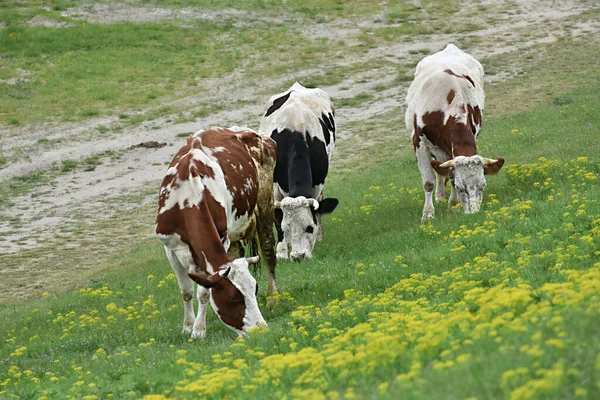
1 1 600 399
1 72 599 399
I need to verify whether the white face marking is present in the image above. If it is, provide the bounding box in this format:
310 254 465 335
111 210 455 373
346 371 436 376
452 155 486 213
279 196 318 260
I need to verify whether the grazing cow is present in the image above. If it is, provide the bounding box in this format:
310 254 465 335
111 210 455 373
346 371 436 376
259 82 339 262
155 127 278 338
405 44 504 221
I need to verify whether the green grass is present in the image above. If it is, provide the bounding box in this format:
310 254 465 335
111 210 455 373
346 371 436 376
1 2 599 398
0 19 328 125
1 74 599 398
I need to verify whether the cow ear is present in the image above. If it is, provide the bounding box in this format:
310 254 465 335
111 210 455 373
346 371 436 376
188 273 217 289
483 158 505 175
316 198 339 214
431 160 453 177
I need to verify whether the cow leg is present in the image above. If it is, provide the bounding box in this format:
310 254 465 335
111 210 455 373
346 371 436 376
315 213 324 242
257 207 279 308
191 286 210 339
165 248 195 334
449 182 460 209
435 174 447 202
315 192 324 242
275 208 288 260
227 241 244 259
416 146 435 221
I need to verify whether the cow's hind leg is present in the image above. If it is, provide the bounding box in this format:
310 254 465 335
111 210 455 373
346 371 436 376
165 248 195 334
435 174 447 202
192 286 210 339
416 146 436 222
227 241 244 260
258 203 279 307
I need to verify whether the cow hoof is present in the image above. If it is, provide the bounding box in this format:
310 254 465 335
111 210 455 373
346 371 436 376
182 325 193 335
266 298 277 309
420 213 434 224
191 329 206 340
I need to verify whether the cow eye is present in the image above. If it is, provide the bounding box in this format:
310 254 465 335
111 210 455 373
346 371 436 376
305 225 314 234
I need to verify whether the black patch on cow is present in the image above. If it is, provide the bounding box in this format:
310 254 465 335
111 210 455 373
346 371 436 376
271 129 313 198
328 112 336 142
275 208 285 242
305 132 329 188
264 92 292 117
319 118 331 145
319 112 336 145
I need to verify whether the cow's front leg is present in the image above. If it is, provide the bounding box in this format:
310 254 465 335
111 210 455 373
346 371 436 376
435 174 447 202
166 250 195 334
416 146 435 222
275 208 288 259
449 182 460 210
315 213 324 242
192 286 210 339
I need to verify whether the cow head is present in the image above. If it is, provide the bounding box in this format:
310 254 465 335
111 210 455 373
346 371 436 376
275 196 338 262
188 256 266 335
432 155 504 213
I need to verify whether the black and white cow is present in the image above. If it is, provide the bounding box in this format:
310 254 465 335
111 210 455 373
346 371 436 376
259 82 339 262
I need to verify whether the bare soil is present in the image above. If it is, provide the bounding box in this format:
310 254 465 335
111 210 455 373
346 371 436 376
0 0 598 301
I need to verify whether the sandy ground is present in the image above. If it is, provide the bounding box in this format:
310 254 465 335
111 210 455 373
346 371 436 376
0 0 598 299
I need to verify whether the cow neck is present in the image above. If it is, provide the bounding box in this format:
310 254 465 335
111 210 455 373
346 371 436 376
179 203 231 274
420 111 478 158
450 125 478 157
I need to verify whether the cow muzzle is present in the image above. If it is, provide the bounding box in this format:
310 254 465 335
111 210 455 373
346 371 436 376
290 252 309 263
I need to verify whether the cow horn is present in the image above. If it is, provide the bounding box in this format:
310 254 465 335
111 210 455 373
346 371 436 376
482 158 498 165
219 266 232 278
246 256 260 265
439 159 456 168
309 198 319 210
274 201 282 209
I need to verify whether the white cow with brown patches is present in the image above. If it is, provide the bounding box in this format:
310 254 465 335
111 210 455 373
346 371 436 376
155 127 277 338
405 44 505 221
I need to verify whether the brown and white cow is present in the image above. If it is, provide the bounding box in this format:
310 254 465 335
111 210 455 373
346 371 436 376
155 127 278 338
405 44 504 221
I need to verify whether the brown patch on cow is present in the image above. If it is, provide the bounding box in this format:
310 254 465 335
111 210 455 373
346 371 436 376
447 89 455 104
463 75 475 87
444 69 475 87
210 279 246 330
431 160 453 177
467 104 482 135
420 111 477 158
412 114 421 151
483 157 505 175
424 181 434 192
188 272 246 330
